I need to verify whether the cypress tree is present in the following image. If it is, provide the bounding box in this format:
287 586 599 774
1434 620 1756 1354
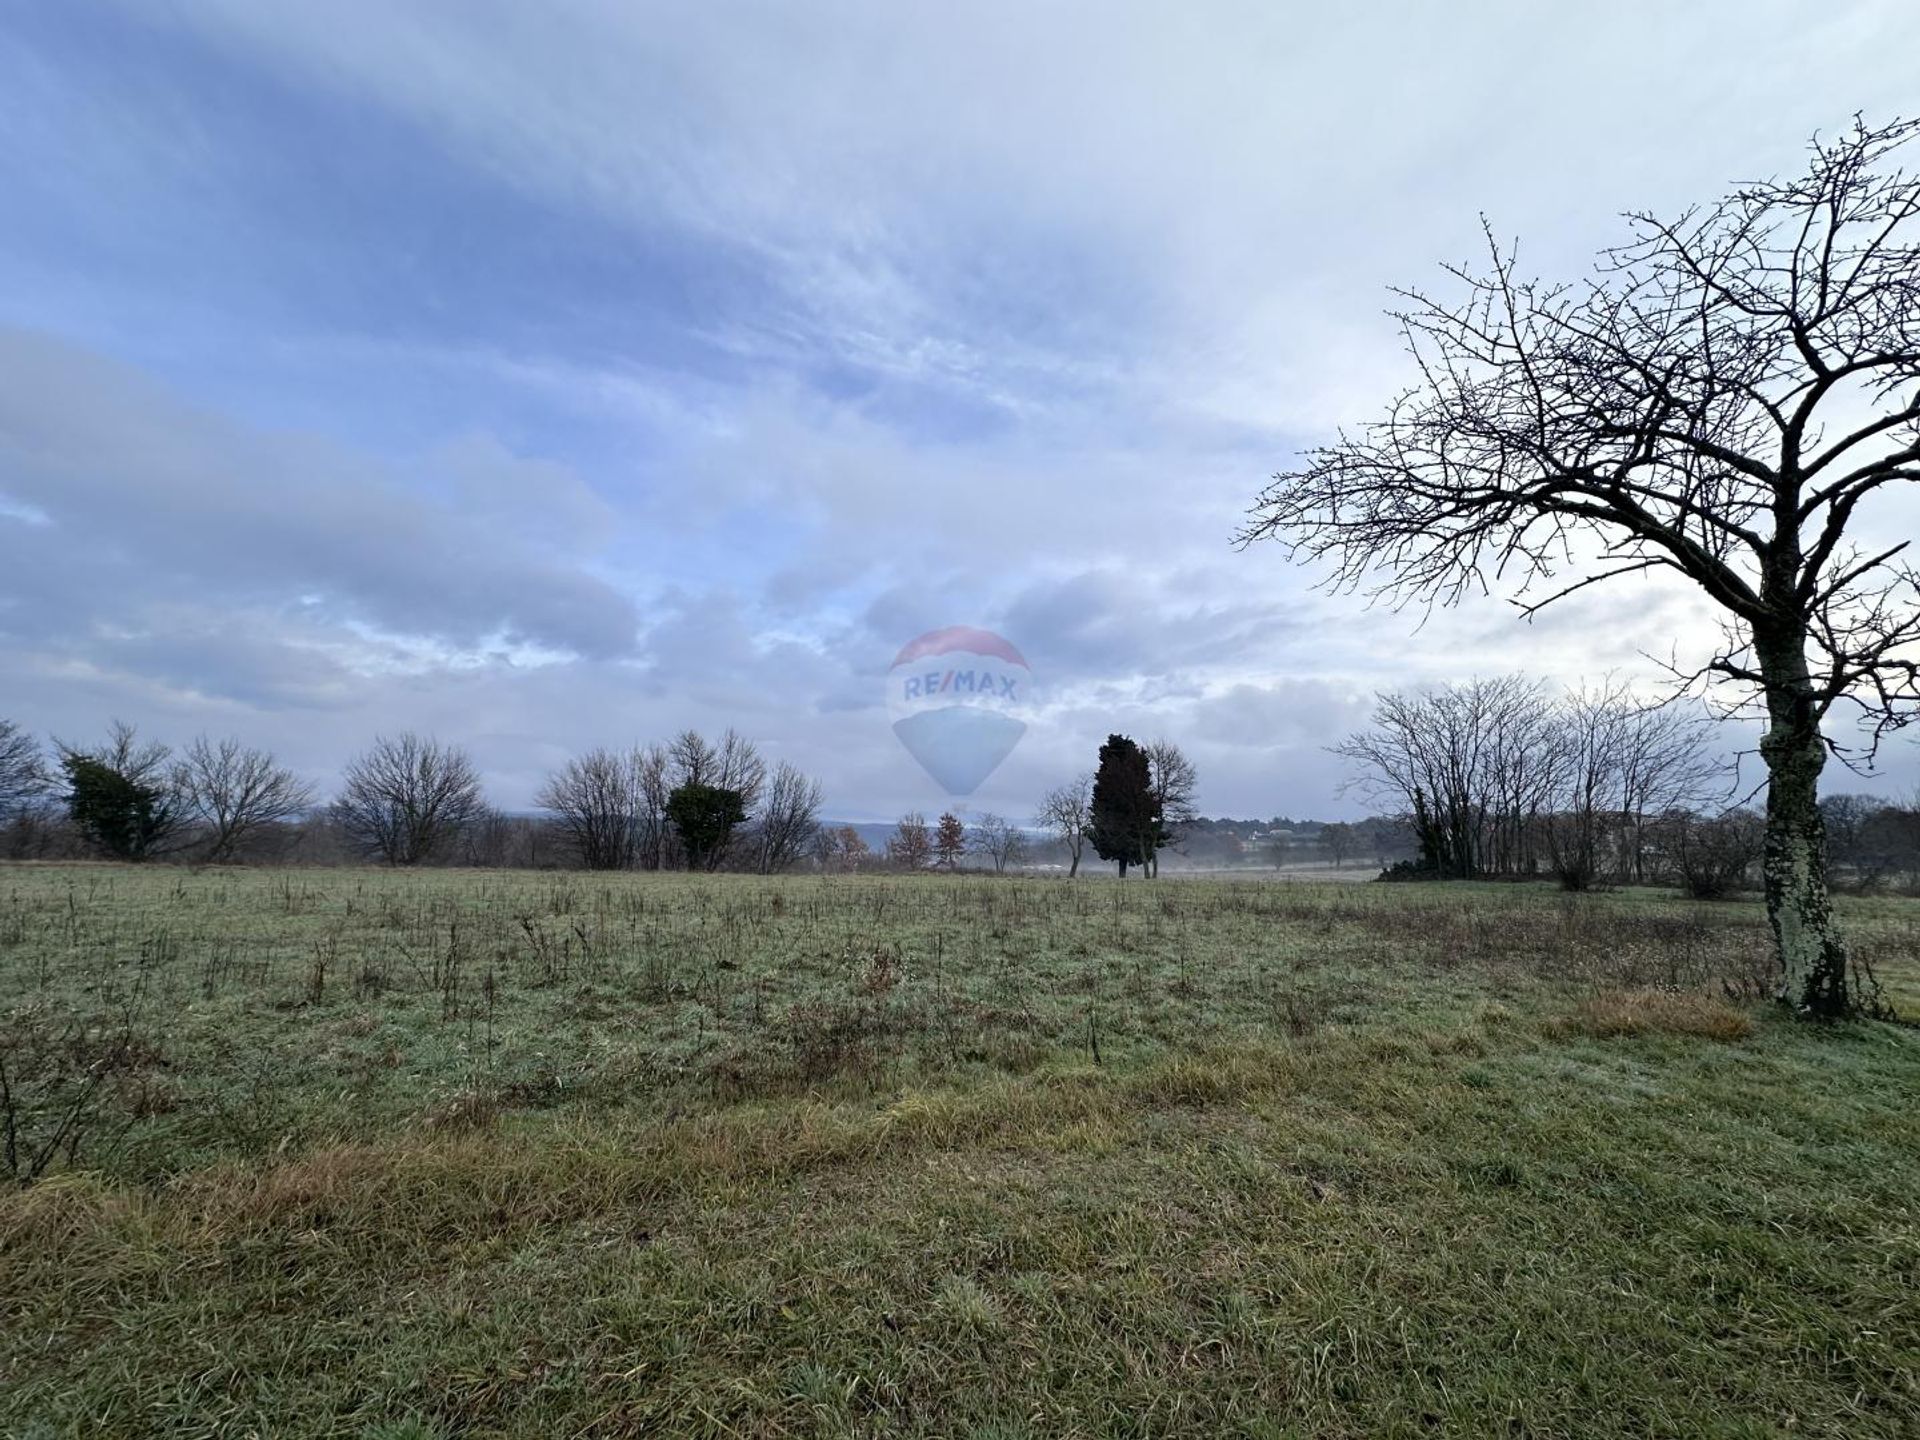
1088 734 1165 877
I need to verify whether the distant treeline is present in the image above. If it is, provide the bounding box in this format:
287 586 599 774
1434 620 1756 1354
1 716 1407 879
0 720 824 874
4 694 1915 894
1335 677 1920 896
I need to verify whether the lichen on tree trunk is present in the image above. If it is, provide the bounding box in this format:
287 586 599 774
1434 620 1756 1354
1756 633 1885 1019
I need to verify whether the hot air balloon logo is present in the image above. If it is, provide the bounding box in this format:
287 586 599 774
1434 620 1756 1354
886 626 1033 795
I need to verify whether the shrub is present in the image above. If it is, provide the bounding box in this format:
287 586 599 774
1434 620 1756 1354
1652 810 1764 899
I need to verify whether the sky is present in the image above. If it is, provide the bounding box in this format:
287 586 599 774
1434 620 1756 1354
1 0 1917 821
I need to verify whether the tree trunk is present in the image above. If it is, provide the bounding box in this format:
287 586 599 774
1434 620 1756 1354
1755 630 1881 1018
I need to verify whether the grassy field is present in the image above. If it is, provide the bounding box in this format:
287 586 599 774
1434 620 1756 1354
1 865 1917 1437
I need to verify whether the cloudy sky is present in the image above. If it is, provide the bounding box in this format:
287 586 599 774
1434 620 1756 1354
2 1 1916 820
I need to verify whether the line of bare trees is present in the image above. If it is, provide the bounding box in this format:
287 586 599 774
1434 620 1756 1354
1 719 317 865
1334 676 1920 895
876 809 1028 873
9 707 1912 890
0 717 826 874
537 728 823 873
1338 677 1729 888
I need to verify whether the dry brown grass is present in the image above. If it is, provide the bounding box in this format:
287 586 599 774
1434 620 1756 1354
4 983 1917 1437
1560 987 1758 1041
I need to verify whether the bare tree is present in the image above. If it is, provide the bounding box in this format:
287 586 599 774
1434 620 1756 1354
1144 739 1199 879
1614 694 1729 881
1244 120 1920 1015
0 719 61 859
334 733 484 866
457 806 538 867
1482 687 1565 875
1536 691 1616 891
60 719 173 788
814 824 870 872
1820 791 1877 866
1655 809 1767 900
1361 815 1417 869
1037 774 1093 877
0 806 67 861
1818 790 1920 892
669 728 766 806
1320 821 1360 869
1870 791 1920 889
1336 677 1557 879
667 728 712 786
634 743 672 870
175 735 316 863
810 826 835 870
537 747 643 871
750 761 824 873
1341 677 1722 888
0 719 48 820
887 812 932 871
969 812 1027 874
843 826 872 870
1264 832 1297 871
1529 682 1720 890
1822 793 1894 890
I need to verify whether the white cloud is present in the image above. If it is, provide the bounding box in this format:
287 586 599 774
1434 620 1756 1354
2 3 1915 815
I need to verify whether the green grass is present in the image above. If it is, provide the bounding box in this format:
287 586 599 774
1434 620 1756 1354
1 865 1917 1437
